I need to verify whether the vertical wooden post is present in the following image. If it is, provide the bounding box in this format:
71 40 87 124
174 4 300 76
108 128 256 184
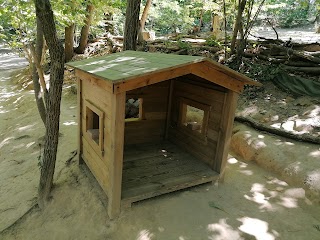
77 78 84 164
108 92 126 219
165 79 174 139
214 90 238 181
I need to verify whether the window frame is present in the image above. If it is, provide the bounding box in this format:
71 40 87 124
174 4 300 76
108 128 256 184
178 97 210 141
125 96 144 122
84 100 104 155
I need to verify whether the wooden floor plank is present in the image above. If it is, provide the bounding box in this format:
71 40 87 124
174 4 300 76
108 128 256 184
121 141 219 204
122 157 208 187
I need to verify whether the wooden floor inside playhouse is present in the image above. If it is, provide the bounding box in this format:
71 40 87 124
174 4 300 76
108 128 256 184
121 142 219 206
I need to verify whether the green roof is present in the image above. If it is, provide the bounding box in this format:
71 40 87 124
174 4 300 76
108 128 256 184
67 50 204 82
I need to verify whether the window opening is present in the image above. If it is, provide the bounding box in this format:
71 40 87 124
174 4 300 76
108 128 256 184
85 100 104 153
86 107 100 144
182 105 204 133
125 98 143 121
179 97 210 139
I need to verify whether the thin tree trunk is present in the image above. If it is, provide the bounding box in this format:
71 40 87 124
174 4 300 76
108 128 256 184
124 0 141 50
34 0 65 208
138 0 152 44
223 0 227 59
75 4 94 54
199 5 204 31
65 24 75 62
32 17 47 125
230 0 247 54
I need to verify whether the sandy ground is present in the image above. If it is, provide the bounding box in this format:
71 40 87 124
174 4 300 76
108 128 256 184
0 47 320 240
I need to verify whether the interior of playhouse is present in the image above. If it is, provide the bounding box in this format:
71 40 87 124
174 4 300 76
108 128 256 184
98 73 227 204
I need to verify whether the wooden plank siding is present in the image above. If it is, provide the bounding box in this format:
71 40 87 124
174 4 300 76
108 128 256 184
80 76 121 218
107 92 126 219
214 90 239 179
168 78 227 169
77 78 84 164
82 137 110 194
124 81 170 145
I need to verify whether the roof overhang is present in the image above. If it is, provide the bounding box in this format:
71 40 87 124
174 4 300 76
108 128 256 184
67 51 262 94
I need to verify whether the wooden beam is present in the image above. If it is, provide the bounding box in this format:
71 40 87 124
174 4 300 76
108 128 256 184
75 69 113 93
190 62 245 93
113 65 192 94
204 59 262 86
108 92 126 219
165 79 174 139
77 78 84 164
214 90 239 181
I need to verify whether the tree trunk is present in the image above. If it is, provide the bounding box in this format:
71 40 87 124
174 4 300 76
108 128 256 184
34 0 65 208
65 24 75 62
235 116 320 145
230 0 247 54
32 17 47 126
315 14 320 33
124 0 141 50
199 6 204 31
138 0 152 44
74 4 94 54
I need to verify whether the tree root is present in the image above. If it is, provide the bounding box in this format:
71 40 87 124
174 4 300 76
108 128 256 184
0 202 38 235
234 116 320 145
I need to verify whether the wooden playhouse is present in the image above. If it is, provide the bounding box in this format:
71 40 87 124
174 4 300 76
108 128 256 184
68 51 259 218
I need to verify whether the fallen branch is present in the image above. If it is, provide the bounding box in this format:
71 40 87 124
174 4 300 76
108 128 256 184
266 18 279 40
244 52 286 63
235 116 320 145
271 45 320 64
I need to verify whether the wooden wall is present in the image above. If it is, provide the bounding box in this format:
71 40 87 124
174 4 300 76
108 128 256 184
124 81 170 145
168 75 227 171
80 78 113 195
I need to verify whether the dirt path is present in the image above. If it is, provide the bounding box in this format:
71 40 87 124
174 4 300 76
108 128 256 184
0 48 78 234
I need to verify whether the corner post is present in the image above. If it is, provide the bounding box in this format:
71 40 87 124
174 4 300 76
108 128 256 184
215 90 239 182
77 77 84 164
108 92 126 219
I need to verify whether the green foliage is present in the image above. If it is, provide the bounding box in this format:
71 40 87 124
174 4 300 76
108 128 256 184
148 1 194 34
205 35 221 47
244 61 281 82
177 39 192 50
263 0 311 27
0 0 119 52
0 0 36 48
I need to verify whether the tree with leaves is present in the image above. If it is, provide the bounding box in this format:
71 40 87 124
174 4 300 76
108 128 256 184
33 0 65 207
137 0 152 44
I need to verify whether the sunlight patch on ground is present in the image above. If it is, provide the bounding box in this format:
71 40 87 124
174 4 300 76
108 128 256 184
63 121 77 126
309 150 320 158
278 197 298 208
18 124 35 131
244 184 274 211
0 137 14 149
136 229 154 240
238 217 278 240
284 162 302 175
266 178 288 187
207 219 242 240
305 170 320 189
227 157 238 164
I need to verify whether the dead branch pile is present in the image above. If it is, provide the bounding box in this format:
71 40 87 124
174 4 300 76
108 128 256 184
142 38 222 57
244 40 320 74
